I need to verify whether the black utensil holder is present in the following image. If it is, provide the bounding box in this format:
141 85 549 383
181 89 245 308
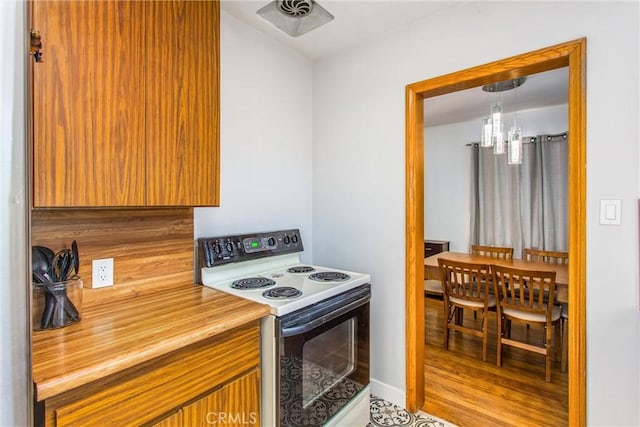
32 278 82 330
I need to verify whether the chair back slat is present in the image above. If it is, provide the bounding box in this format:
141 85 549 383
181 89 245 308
493 263 561 382
493 265 557 320
524 248 568 265
471 244 514 260
438 258 492 304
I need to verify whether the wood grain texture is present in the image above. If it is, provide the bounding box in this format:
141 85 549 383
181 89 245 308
145 0 220 206
439 259 494 362
407 39 577 99
152 410 183 427
404 85 424 413
47 321 260 426
30 0 220 208
471 244 514 259
567 38 587 427
405 39 586 424
424 251 569 303
423 297 568 426
31 0 146 207
31 208 194 304
524 248 569 265
32 285 269 401
183 369 260 427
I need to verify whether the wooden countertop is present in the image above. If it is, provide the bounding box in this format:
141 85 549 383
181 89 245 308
32 285 270 401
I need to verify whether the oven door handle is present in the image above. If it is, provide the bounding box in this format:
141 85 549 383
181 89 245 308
280 296 368 338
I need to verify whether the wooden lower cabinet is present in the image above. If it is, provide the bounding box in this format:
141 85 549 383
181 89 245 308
153 410 183 427
41 322 261 426
152 369 259 427
181 369 260 426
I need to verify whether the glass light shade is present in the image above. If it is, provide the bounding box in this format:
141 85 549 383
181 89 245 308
480 116 493 147
490 103 504 154
490 102 502 136
256 1 334 37
492 123 505 155
493 136 506 155
507 126 523 165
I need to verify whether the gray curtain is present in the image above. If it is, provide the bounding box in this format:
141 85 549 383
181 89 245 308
469 133 568 258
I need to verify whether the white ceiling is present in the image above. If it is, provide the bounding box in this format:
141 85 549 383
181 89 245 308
221 1 464 60
423 68 568 127
221 0 569 127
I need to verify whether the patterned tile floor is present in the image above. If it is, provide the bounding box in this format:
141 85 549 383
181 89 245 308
368 395 456 427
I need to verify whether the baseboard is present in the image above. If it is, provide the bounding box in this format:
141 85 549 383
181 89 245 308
369 378 406 408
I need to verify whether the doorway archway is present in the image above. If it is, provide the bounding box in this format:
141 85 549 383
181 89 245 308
405 38 586 425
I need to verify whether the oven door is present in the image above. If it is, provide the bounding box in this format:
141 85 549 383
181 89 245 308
276 284 370 427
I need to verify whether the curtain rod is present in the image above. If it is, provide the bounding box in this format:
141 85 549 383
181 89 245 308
466 132 568 147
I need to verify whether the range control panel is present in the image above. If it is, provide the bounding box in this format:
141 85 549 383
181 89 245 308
198 229 303 268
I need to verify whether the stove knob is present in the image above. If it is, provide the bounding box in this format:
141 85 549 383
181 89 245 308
267 237 276 247
283 235 291 245
213 242 222 254
292 234 299 244
225 241 234 253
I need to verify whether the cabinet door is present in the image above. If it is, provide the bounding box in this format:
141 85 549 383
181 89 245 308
152 410 183 427
31 0 146 207
182 369 260 427
145 0 220 206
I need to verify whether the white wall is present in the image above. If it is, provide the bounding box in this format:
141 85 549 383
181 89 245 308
424 104 569 252
312 2 639 424
0 9 314 423
0 1 29 426
194 11 314 261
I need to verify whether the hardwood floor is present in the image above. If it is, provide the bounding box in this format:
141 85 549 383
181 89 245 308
422 296 568 426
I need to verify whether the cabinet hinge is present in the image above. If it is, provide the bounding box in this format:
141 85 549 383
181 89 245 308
30 29 43 62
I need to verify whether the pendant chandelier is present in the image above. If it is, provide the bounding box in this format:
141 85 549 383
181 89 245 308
480 78 526 164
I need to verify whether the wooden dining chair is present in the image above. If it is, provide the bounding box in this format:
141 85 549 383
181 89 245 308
524 248 568 265
438 258 495 362
471 244 513 260
469 245 513 319
492 264 562 382
524 247 569 372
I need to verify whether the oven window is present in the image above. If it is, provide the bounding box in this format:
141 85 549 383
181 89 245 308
302 317 356 408
278 288 370 427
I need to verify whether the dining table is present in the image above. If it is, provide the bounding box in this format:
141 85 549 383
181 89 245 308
424 251 569 304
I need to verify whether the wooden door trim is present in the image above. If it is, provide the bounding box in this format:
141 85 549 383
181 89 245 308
405 38 586 426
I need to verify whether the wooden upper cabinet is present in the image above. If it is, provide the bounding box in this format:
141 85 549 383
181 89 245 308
30 0 219 208
145 1 219 206
31 1 146 207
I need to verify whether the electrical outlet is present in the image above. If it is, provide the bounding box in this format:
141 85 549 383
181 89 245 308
92 258 114 288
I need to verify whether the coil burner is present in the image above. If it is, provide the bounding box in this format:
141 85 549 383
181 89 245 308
263 287 303 300
231 277 276 290
309 272 351 282
287 266 316 273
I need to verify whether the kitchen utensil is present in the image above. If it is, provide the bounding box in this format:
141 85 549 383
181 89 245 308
32 248 55 328
32 278 82 330
33 245 54 281
52 248 74 282
71 240 79 275
32 245 81 328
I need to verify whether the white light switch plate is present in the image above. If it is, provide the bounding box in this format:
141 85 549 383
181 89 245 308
599 199 621 225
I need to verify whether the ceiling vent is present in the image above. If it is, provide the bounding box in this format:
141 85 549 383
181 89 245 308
257 0 334 38
278 0 313 17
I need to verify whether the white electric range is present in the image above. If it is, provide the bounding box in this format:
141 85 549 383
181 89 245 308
201 253 370 316
198 229 371 427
